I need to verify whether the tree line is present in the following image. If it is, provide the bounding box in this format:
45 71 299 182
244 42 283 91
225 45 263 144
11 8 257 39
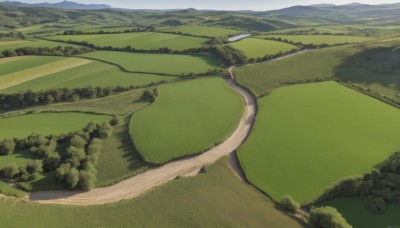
0 82 165 111
0 119 118 191
0 46 94 58
0 31 26 40
61 26 156 36
319 151 400 214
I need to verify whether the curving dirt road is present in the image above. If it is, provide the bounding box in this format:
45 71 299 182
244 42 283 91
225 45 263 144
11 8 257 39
29 76 256 205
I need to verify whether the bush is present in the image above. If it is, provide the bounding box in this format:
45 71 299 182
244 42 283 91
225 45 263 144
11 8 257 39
98 122 113 139
280 195 300 213
65 167 79 189
109 116 122 126
25 160 43 174
366 197 386 214
0 139 16 155
309 206 351 228
70 135 87 149
2 163 19 179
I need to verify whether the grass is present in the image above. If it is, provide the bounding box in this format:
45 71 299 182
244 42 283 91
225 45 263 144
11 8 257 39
17 172 63 192
48 32 210 51
0 56 65 77
237 81 400 203
319 197 400 228
164 25 244 37
0 112 111 140
131 78 244 164
261 35 374 45
0 57 176 93
230 38 298 59
234 45 361 97
0 150 33 169
0 158 303 227
96 116 150 187
0 57 93 91
0 39 80 52
0 181 27 198
80 51 223 75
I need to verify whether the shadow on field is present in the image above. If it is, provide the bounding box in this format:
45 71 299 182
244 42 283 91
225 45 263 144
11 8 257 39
334 45 400 92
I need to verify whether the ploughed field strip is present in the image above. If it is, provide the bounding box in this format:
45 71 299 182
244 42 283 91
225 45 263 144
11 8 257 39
131 78 244 164
0 56 176 93
48 32 210 51
229 37 298 58
237 81 400 204
0 112 110 140
80 51 222 75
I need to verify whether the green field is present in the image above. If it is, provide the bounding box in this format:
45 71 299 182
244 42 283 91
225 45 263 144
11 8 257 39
261 35 374 45
234 45 361 97
0 112 110 140
320 197 400 228
164 25 243 37
0 56 175 93
230 38 298 58
131 78 244 163
48 32 210 51
0 39 80 52
81 51 222 75
0 158 302 227
237 81 400 203
0 150 33 169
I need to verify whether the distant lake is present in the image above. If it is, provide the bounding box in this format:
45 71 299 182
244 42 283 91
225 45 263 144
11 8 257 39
227 34 252 42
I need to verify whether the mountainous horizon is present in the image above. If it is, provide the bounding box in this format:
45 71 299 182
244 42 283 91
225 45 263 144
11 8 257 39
1 0 400 11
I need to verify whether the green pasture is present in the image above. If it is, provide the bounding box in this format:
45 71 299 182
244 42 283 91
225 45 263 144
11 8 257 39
267 26 350 35
0 150 33 169
0 39 80 52
80 51 222 75
48 32 210 51
319 197 400 228
261 35 374 45
0 57 175 93
0 158 302 227
164 25 243 37
0 56 65 77
230 38 298 58
238 81 400 203
0 112 110 140
234 45 361 97
131 78 244 163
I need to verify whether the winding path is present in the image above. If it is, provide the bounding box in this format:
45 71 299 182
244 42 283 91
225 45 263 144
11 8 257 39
28 76 256 205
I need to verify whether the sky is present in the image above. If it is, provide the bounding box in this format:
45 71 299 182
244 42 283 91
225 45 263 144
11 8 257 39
6 0 400 10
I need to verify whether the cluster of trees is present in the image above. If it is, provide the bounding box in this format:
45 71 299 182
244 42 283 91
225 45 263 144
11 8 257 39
61 26 155 36
209 45 248 66
0 31 25 39
0 120 115 190
0 83 164 110
309 206 351 228
322 152 400 214
279 195 300 213
0 46 94 58
141 88 159 102
265 37 348 49
248 48 299 63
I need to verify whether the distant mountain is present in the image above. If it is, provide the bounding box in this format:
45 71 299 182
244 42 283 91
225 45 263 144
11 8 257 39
0 1 111 10
310 3 336 8
343 2 366 7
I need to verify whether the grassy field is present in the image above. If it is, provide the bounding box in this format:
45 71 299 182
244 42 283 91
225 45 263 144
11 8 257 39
261 35 374 45
0 150 33 169
319 197 400 228
0 112 110 140
0 57 175 93
48 32 210 51
267 26 350 35
234 45 361 97
0 158 302 227
0 39 80 52
0 181 27 198
230 38 298 59
164 25 243 37
237 81 400 203
80 51 222 75
131 78 244 163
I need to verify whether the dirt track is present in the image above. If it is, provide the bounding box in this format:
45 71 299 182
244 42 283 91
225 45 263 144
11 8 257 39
29 77 256 205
